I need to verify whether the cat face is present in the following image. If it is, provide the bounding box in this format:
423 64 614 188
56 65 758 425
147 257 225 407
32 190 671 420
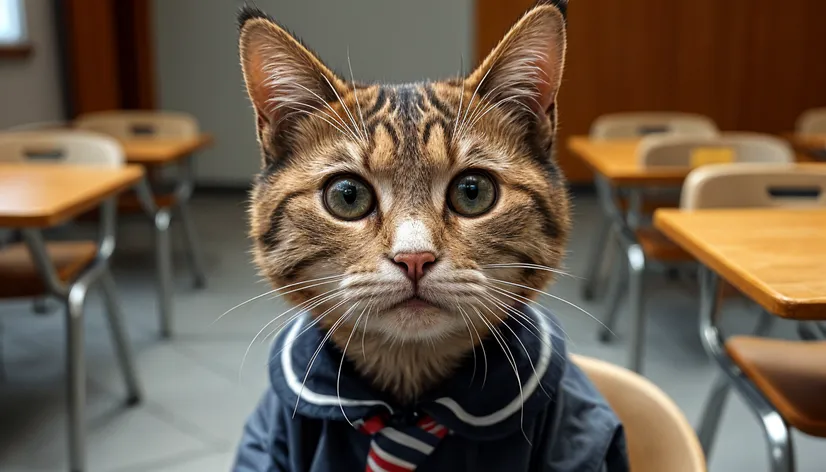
239 5 569 342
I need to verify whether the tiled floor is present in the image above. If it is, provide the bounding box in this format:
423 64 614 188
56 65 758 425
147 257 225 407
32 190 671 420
0 192 823 471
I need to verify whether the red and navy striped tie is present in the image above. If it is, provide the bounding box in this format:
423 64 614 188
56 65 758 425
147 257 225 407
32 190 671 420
357 414 448 471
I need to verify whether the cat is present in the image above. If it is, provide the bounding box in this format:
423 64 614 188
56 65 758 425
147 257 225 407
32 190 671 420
234 2 628 471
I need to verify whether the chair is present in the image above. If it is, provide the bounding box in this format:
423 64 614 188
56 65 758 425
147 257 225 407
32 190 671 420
599 133 795 373
582 112 719 302
572 354 706 472
684 164 826 472
75 110 207 288
0 130 142 472
795 107 826 134
590 112 718 140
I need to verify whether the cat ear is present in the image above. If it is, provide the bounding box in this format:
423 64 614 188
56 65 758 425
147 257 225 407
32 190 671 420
466 5 566 117
238 9 348 142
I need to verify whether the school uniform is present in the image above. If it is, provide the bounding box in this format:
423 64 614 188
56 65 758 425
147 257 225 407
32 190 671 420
233 306 629 472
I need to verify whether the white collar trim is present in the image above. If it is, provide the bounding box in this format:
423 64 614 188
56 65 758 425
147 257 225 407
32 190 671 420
432 309 553 426
281 314 395 413
281 307 553 426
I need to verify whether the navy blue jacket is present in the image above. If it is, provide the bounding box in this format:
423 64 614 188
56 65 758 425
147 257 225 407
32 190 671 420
233 307 629 471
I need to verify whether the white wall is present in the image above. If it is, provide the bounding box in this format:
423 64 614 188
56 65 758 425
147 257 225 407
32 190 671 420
153 0 473 187
0 0 64 129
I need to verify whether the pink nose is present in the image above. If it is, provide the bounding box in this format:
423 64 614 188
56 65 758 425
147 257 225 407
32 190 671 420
393 252 437 284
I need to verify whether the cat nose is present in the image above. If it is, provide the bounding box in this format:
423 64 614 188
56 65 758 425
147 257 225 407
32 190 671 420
392 252 437 284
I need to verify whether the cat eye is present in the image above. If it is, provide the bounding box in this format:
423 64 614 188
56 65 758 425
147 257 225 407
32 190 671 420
323 175 375 221
447 172 497 217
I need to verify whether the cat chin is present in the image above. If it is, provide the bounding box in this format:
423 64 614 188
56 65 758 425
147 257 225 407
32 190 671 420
370 306 464 343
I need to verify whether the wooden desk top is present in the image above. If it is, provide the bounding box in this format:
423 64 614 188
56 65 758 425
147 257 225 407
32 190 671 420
567 136 689 186
120 134 214 165
0 163 144 228
654 208 826 320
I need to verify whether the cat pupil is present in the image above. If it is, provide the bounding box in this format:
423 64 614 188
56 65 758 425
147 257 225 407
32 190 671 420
342 185 357 205
462 180 479 200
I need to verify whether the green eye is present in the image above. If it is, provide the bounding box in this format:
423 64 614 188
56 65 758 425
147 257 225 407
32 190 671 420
323 175 375 221
448 172 497 217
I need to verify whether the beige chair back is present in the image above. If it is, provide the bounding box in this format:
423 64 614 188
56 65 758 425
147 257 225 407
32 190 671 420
572 354 706 472
0 130 124 167
75 111 199 139
590 112 718 140
681 164 826 210
796 108 826 134
6 121 71 132
638 133 794 168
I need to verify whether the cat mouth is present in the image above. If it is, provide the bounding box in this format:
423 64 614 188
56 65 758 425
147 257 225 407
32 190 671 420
391 296 439 311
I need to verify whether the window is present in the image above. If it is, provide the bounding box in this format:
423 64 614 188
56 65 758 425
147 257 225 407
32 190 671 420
0 0 26 45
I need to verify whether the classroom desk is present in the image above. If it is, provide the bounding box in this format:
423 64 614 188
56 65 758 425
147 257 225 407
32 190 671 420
0 162 146 472
568 136 690 186
654 207 826 462
120 134 214 165
119 134 214 336
655 208 826 320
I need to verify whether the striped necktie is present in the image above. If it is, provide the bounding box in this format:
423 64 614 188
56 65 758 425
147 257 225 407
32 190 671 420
357 413 448 471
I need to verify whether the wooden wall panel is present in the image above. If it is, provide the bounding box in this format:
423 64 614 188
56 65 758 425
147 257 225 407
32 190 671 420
477 0 826 183
59 0 155 117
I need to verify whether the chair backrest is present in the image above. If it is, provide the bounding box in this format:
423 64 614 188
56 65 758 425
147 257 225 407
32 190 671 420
75 110 199 139
571 354 706 472
590 112 718 140
681 164 826 210
6 121 71 132
796 108 826 134
0 130 124 167
638 133 794 168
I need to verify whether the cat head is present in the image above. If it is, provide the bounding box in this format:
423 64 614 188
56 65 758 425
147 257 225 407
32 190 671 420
239 4 570 343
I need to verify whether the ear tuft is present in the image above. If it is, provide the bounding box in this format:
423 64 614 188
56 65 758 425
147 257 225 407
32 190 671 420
237 5 271 31
467 5 566 117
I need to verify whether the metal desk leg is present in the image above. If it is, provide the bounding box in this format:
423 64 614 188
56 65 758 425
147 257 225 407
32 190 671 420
625 242 647 373
599 228 627 342
22 229 86 472
100 270 142 404
582 214 612 300
175 155 207 289
696 266 795 472
155 210 173 338
136 179 175 338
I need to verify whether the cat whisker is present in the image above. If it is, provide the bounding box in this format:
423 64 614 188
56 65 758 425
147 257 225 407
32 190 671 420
295 300 362 418
263 289 358 365
478 291 558 353
482 283 577 349
470 304 529 443
276 102 354 140
481 263 580 279
361 296 375 362
337 306 368 427
318 72 366 143
476 297 553 398
452 61 465 139
346 48 369 139
287 81 362 142
486 279 617 339
213 273 346 325
459 304 488 388
457 304 478 387
243 288 346 377
454 65 494 144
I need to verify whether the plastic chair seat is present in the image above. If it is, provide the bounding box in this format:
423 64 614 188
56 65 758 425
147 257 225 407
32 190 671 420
726 337 826 437
0 241 97 298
